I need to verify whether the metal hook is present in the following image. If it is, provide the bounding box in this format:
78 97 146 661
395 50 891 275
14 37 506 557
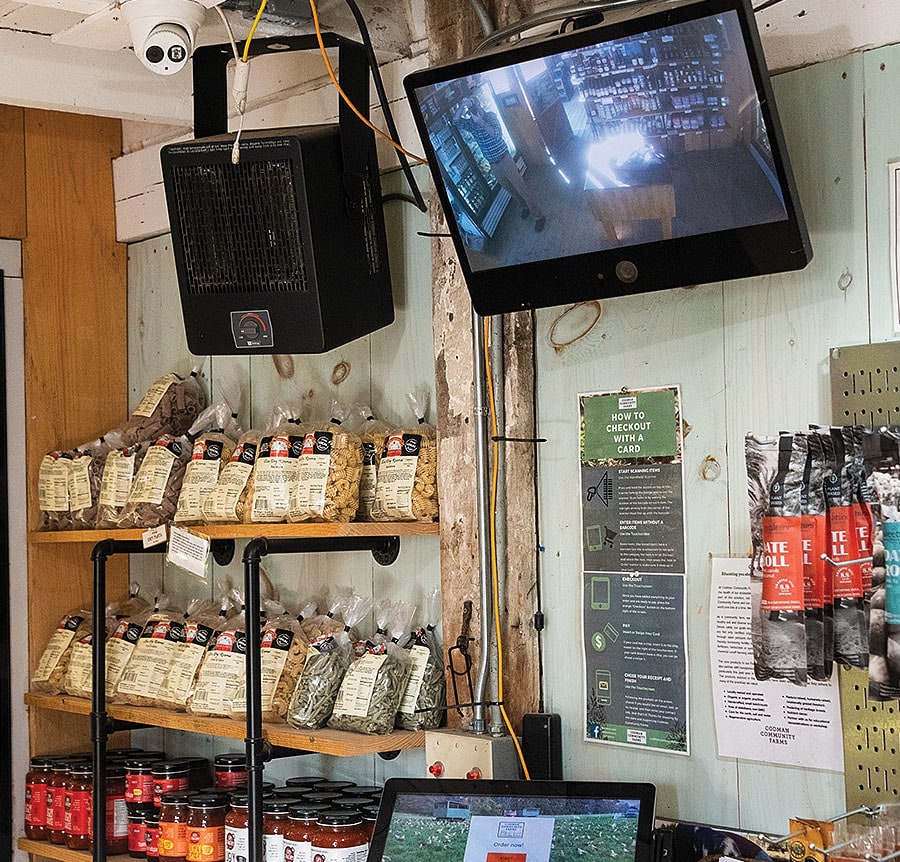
820 553 874 567
766 828 808 847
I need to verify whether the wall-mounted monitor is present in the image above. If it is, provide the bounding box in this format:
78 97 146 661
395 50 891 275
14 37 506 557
404 0 812 315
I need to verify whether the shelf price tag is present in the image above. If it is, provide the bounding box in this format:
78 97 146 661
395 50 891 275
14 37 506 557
166 525 210 579
142 525 168 548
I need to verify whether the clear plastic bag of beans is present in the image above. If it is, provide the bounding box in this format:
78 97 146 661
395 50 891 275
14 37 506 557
116 435 191 528
249 408 305 524
121 367 207 446
286 594 372 730
289 403 363 523
396 588 446 731
354 405 391 522
174 404 239 525
328 602 414 735
31 609 93 694
95 440 149 529
371 392 439 522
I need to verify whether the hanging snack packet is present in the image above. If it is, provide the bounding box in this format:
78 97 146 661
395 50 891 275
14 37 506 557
371 392 439 522
329 601 414 735
36 450 73 531
117 435 191 528
249 408 305 523
801 433 829 681
69 432 126 530
174 403 239 525
188 590 248 717
95 441 148 529
850 425 876 601
157 598 225 711
874 519 900 700
202 427 261 524
113 597 184 706
824 427 869 668
31 609 93 695
354 406 391 522
121 367 206 446
397 588 446 731
289 403 363 523
228 600 309 721
286 594 372 730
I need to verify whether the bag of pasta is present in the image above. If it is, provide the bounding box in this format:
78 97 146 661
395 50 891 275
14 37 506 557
113 596 184 706
36 450 74 531
354 406 391 522
188 590 249 717
289 403 363 523
70 432 126 530
328 601 414 735
104 587 155 698
157 598 227 711
31 609 92 694
228 600 309 722
95 441 149 529
371 392 439 522
174 403 239 525
286 594 372 730
64 603 120 699
249 408 305 523
396 588 446 730
202 427 262 524
122 367 206 446
117 435 191 528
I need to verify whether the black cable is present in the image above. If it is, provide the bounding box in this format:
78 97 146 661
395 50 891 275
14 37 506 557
341 0 428 213
530 309 546 714
382 192 422 206
753 0 788 12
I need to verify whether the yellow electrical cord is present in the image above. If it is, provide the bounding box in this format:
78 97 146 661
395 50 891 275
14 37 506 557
483 316 532 781
307 0 429 165
242 0 268 62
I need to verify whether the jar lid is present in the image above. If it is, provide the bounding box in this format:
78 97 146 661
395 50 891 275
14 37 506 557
284 775 327 788
106 765 126 779
188 793 229 809
151 759 191 776
333 800 363 812
313 781 356 793
262 799 292 815
145 813 160 826
159 791 196 805
317 810 364 827
29 756 57 768
302 792 342 804
127 804 157 820
287 802 331 820
229 791 250 808
361 804 379 821
343 785 382 798
51 762 73 772
213 753 246 767
69 763 94 776
272 787 310 799
182 757 210 769
125 754 167 769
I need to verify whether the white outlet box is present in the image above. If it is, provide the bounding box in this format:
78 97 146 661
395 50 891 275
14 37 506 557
424 730 520 779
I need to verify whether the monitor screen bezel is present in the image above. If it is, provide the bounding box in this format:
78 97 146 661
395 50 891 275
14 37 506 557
403 0 812 315
369 778 657 862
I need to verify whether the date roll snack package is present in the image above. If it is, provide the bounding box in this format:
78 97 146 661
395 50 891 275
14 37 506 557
745 432 807 684
800 433 830 681
121 367 206 446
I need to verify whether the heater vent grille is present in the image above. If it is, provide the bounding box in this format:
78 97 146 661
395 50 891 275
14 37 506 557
169 159 308 295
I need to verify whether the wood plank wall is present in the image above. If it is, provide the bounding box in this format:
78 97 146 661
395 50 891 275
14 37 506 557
0 106 26 240
19 109 129 755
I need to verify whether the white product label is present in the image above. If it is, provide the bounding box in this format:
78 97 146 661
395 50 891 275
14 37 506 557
203 461 252 521
372 437 417 520
64 639 93 695
127 445 176 505
251 458 299 522
358 463 377 518
157 640 207 706
284 838 312 862
264 832 284 862
68 455 93 511
99 450 136 507
399 645 431 713
38 455 70 511
105 623 141 693
311 842 368 862
225 825 248 862
175 459 220 521
31 627 78 684
115 621 178 699
231 634 291 713
132 373 180 418
291 452 331 519
112 797 128 837
191 648 245 714
332 653 387 718
167 526 210 579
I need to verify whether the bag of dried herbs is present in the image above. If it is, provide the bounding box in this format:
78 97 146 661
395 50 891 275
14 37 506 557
396 588 446 730
286 594 372 730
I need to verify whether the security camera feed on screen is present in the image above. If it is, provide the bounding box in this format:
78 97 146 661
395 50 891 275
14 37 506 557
408 9 788 273
380 793 645 862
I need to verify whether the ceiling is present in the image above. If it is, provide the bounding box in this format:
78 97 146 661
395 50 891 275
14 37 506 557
0 0 899 126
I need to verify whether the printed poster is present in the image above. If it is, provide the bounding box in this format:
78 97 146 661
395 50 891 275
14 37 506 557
580 386 689 754
709 558 844 770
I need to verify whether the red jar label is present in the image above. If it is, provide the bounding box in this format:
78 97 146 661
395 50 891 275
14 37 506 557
65 789 92 835
51 787 67 832
127 772 155 804
130 820 149 853
146 823 161 858
154 775 189 806
25 781 48 826
215 770 247 790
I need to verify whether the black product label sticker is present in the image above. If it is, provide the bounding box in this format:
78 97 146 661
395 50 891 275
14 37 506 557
362 442 376 466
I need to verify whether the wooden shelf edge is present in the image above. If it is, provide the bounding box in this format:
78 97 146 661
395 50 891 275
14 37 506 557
25 693 426 756
29 521 440 543
18 837 130 862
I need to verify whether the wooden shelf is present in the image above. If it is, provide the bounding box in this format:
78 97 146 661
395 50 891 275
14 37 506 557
18 838 130 862
25 693 426 757
28 521 439 544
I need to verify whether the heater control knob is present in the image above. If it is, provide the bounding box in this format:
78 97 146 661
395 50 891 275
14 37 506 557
230 309 274 349
240 317 261 338
615 260 638 284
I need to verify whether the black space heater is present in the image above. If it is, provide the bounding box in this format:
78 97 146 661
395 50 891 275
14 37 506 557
161 34 394 355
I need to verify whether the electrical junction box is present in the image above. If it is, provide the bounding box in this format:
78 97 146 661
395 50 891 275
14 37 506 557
424 730 519 780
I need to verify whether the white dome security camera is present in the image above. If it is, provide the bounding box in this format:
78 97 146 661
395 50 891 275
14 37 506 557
123 0 207 75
